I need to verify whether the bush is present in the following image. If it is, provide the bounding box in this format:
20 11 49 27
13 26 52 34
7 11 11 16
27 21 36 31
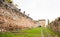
58 17 60 21
6 0 12 3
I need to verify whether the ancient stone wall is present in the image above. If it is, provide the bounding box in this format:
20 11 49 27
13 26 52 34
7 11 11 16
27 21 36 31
0 0 38 31
49 17 60 33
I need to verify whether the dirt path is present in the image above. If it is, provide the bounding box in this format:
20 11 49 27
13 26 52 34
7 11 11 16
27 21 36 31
40 28 59 37
41 29 44 37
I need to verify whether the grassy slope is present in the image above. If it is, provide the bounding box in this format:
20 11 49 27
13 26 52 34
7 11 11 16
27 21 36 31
0 27 60 37
0 28 41 37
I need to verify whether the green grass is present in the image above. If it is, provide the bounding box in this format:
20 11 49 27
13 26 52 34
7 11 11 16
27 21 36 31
42 28 57 37
0 27 60 37
0 28 41 37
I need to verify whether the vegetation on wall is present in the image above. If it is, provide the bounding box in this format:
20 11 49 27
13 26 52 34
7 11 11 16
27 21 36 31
6 0 12 3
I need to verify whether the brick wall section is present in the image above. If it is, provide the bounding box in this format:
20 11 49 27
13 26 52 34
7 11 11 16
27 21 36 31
38 19 46 27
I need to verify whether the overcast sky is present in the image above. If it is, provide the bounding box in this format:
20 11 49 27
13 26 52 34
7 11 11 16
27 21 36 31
13 0 60 22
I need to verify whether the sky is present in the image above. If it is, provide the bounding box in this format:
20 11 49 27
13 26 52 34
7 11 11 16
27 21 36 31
12 0 60 22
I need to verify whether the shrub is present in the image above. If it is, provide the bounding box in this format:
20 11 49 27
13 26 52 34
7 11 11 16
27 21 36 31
58 17 60 21
6 0 12 3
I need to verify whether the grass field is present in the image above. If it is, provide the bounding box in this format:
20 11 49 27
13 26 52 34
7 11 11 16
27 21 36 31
0 27 60 37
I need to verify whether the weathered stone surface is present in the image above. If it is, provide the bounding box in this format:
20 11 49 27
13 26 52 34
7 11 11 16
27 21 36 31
49 17 60 33
0 0 39 31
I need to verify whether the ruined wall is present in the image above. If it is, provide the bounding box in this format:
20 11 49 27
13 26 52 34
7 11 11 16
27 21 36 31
38 20 46 27
49 17 60 33
0 1 38 31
